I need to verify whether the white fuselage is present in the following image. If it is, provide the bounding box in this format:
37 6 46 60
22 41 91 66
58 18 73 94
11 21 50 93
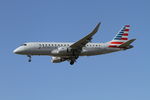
13 42 123 57
13 23 135 65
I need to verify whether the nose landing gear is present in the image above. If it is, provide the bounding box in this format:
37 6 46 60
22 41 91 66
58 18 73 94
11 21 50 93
27 55 32 62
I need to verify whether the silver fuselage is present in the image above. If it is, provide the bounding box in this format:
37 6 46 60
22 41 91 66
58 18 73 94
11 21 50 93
13 42 123 57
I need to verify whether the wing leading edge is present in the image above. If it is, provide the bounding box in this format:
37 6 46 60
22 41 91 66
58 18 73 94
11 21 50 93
70 23 101 49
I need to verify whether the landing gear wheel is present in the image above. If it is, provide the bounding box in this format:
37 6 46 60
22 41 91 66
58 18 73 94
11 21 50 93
28 59 31 62
70 61 75 65
27 55 32 62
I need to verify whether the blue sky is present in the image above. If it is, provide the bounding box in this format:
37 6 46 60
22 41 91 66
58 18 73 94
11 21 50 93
0 0 149 100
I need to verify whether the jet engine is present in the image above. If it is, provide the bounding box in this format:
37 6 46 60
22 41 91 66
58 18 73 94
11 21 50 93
51 57 66 63
57 47 72 54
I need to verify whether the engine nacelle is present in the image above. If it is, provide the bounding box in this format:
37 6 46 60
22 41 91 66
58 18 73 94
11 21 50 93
51 57 65 63
57 47 71 54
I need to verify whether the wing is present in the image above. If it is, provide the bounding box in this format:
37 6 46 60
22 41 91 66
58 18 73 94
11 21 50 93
70 23 101 49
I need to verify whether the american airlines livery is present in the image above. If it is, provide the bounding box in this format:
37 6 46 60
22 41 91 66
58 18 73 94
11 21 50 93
13 23 136 65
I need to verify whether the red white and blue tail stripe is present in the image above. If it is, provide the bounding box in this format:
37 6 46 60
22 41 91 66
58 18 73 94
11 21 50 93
108 25 130 48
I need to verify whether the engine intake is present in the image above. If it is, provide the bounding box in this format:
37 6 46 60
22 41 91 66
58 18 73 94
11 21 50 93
51 57 66 63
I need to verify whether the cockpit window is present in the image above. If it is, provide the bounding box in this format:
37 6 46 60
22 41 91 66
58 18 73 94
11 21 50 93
21 44 27 46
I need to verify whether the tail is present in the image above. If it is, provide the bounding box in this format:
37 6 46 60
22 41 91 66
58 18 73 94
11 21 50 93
113 25 130 41
108 25 136 48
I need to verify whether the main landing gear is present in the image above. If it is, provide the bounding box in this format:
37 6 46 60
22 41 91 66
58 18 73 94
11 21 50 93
27 55 32 62
70 60 75 65
69 56 78 65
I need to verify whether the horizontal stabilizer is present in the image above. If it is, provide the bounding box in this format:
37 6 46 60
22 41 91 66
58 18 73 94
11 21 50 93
119 39 136 47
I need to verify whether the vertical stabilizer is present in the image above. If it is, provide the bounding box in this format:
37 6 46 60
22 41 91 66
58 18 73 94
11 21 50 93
108 25 130 47
113 25 130 41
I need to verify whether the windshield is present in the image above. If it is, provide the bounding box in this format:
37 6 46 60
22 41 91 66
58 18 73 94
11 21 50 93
21 44 27 46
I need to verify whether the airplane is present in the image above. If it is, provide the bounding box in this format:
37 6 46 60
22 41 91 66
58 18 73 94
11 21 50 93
13 23 136 65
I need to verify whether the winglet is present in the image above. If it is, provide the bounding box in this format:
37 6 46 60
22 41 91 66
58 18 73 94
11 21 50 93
91 22 101 34
118 39 136 47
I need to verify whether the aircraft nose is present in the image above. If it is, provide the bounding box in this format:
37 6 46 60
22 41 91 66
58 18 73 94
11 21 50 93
13 47 24 54
13 48 20 54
